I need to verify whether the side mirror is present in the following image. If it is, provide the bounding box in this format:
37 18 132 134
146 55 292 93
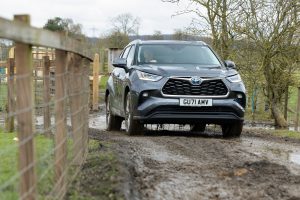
112 58 127 68
224 60 236 69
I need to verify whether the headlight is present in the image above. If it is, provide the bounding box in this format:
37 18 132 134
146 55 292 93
227 74 242 83
136 71 163 82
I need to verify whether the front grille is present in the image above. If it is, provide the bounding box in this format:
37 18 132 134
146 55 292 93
162 78 228 96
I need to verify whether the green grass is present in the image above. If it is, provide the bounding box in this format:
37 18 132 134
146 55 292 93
245 108 272 121
0 83 7 111
0 131 18 200
0 131 55 199
287 86 298 121
99 75 109 91
272 129 300 140
245 86 299 123
248 127 300 140
35 135 55 199
288 87 298 108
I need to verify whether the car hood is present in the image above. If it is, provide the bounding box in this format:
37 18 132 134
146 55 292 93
135 64 237 78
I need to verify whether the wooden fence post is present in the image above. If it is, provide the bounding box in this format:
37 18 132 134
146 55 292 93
82 58 90 158
14 15 36 200
68 53 84 165
92 53 99 111
54 49 67 198
43 56 51 136
100 50 105 74
295 87 300 132
5 58 15 132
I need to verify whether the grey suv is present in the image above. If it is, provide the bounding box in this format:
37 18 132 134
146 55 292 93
105 40 246 137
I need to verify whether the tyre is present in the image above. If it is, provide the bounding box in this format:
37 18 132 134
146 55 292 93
221 122 243 138
190 123 206 132
125 93 143 135
106 94 122 131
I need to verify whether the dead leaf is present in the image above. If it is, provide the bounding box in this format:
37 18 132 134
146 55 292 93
234 168 248 176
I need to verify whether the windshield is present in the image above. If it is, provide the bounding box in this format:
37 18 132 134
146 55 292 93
137 44 221 66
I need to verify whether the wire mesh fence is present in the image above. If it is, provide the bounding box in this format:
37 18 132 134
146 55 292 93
0 14 92 200
0 47 91 200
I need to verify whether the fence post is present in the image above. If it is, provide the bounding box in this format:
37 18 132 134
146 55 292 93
100 50 105 74
14 14 36 200
295 87 300 132
92 53 99 111
82 58 90 158
54 49 67 198
43 56 51 136
5 58 15 132
68 53 84 165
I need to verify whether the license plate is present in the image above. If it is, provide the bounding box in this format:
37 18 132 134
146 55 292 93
179 98 212 107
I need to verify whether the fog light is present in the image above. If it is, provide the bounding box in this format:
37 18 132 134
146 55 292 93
237 94 243 98
142 92 149 97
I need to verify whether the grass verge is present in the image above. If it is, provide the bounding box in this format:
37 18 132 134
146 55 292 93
244 127 300 141
100 76 109 91
271 129 300 140
67 139 124 200
0 130 55 199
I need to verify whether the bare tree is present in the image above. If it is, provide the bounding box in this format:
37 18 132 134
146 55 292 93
148 30 164 40
173 29 190 40
234 0 300 128
164 0 240 58
107 31 130 48
111 13 141 36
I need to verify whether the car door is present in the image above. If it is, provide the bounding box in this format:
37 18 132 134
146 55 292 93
112 45 132 113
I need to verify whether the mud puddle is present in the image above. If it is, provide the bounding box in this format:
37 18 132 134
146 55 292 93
241 137 300 175
290 153 300 165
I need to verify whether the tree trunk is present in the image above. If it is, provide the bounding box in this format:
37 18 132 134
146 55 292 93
220 0 229 58
283 86 288 120
271 100 288 129
263 55 288 129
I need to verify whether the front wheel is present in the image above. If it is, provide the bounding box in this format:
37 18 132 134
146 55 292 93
106 94 122 131
125 93 143 135
221 122 243 138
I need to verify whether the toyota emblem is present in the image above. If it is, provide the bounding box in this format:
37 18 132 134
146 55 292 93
191 76 202 85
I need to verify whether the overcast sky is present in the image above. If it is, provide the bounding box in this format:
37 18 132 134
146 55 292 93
1 0 196 37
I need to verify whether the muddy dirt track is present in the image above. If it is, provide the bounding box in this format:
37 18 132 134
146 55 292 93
87 113 300 200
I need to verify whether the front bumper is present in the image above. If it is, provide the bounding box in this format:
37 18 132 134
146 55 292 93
133 96 245 124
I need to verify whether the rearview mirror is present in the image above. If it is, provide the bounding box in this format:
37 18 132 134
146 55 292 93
112 58 127 68
224 60 236 69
